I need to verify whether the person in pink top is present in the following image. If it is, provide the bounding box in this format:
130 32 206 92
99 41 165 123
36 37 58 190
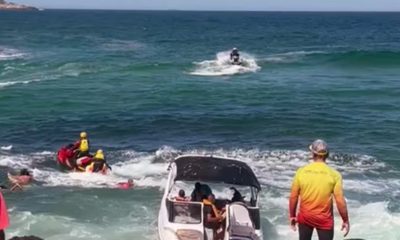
117 179 134 190
8 169 33 191
0 191 9 240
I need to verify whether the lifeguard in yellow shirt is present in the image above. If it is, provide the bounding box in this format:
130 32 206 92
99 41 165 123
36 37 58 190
289 139 350 240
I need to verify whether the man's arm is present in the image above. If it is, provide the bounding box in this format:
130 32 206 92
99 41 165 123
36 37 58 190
333 173 350 236
207 213 222 223
289 170 300 218
73 140 80 149
333 174 349 223
10 183 22 192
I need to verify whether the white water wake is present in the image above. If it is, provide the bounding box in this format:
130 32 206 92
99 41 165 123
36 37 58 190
190 51 261 76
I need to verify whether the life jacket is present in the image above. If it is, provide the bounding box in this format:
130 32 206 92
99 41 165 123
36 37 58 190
79 139 89 152
94 151 104 160
203 199 221 218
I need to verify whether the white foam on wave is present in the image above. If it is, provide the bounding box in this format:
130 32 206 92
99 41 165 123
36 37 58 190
190 51 261 76
268 197 400 240
34 169 128 188
0 79 43 89
0 62 98 90
0 147 391 192
0 145 12 151
0 154 34 169
10 149 168 189
0 47 26 61
8 210 158 240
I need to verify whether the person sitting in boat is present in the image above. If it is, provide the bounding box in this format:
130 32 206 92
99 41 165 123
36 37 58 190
230 47 240 62
73 132 90 158
191 182 212 202
175 189 189 201
8 169 33 191
203 193 226 240
85 149 110 174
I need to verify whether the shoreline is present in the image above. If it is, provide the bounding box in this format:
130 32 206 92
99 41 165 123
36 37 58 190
0 2 38 11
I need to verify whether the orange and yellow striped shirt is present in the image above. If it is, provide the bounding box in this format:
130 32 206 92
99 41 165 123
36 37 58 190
289 162 349 230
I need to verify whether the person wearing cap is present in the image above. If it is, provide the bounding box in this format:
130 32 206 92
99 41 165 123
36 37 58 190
73 132 90 158
289 139 350 240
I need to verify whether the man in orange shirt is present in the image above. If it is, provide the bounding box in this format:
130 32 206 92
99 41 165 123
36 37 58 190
289 139 350 240
0 191 9 240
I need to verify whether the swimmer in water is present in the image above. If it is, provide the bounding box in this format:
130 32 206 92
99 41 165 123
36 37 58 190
117 179 134 190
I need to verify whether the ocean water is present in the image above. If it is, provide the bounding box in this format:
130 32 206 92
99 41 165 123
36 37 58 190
0 10 400 240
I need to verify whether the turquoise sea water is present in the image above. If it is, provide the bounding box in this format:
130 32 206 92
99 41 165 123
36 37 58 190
0 10 400 240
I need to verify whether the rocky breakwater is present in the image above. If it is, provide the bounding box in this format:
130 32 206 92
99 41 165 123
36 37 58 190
0 0 38 11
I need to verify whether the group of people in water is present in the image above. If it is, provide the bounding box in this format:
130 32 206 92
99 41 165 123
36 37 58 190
57 132 135 189
59 132 111 174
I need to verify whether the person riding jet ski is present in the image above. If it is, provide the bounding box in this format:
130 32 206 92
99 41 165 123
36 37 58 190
73 132 90 158
230 48 241 64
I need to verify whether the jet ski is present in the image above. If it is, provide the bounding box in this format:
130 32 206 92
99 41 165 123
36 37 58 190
57 144 92 172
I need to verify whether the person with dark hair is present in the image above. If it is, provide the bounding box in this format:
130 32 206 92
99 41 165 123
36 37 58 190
191 182 212 202
203 193 225 240
230 187 245 203
289 139 350 240
175 189 189 201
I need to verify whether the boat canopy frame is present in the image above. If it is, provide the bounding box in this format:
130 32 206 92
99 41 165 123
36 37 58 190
172 155 261 191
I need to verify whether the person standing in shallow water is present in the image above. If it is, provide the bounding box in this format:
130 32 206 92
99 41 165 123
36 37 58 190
0 191 9 240
289 139 350 240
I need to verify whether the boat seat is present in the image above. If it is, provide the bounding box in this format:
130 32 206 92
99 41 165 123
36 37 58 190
228 203 259 240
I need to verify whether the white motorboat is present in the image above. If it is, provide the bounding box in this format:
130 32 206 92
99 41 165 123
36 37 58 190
158 155 263 240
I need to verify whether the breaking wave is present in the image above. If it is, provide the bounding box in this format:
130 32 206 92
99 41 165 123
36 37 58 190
1 146 399 239
0 47 26 61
